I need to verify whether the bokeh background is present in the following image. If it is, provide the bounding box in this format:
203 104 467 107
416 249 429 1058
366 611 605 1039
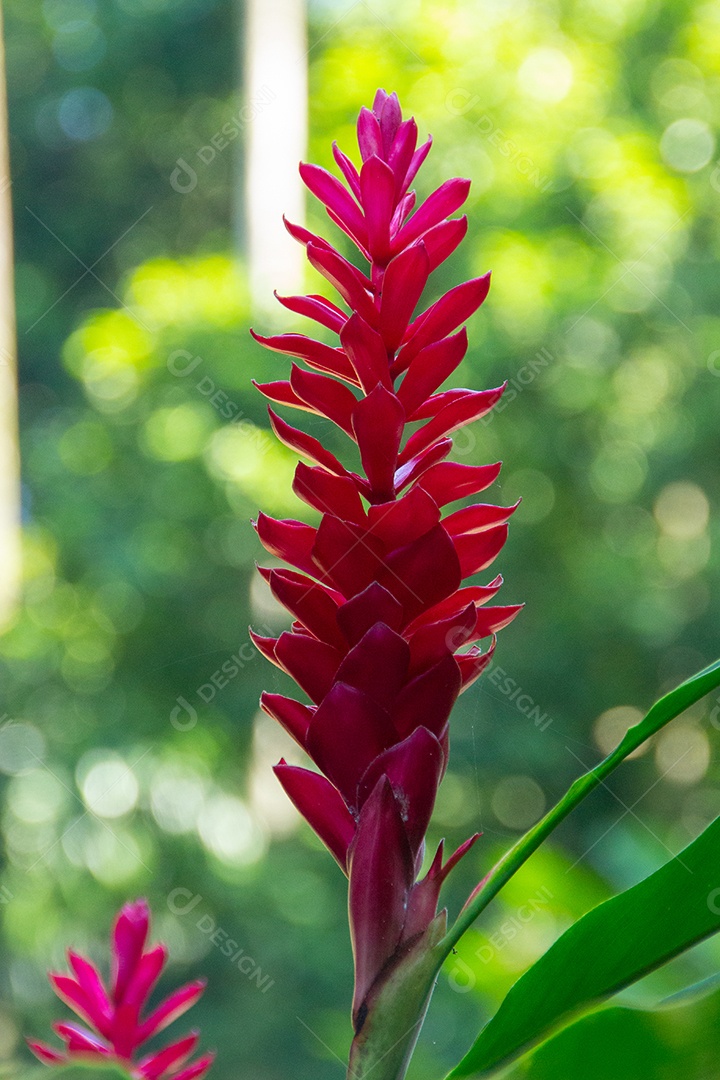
1 0 720 1077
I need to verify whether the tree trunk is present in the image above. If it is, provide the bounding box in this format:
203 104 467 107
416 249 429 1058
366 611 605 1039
0 5 21 630
243 0 308 317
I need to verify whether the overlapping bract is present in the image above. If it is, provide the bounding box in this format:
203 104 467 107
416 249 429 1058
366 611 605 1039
27 899 214 1080
252 89 520 1024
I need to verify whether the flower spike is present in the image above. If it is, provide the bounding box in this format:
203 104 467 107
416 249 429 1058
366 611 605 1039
251 89 520 1027
27 899 214 1080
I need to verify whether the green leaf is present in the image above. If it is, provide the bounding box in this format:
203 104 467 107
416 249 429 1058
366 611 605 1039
446 813 720 1078
512 997 718 1080
442 657 720 955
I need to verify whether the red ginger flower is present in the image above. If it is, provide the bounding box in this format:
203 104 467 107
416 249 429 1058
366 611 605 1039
27 899 214 1080
251 89 521 1024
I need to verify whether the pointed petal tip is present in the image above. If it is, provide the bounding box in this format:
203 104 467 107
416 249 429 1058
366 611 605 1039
172 1050 216 1080
122 896 149 918
439 831 482 880
26 1038 66 1065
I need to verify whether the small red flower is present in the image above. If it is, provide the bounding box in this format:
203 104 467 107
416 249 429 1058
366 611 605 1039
27 899 214 1080
251 89 522 1024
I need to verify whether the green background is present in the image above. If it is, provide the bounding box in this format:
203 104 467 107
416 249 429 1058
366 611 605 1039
1 0 720 1077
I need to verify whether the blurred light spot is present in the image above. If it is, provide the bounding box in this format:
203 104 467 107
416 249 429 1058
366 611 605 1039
43 0 98 27
52 22 106 72
143 404 212 462
61 648 114 695
431 772 477 827
492 775 546 829
58 420 113 475
517 48 573 104
603 505 656 558
67 310 153 376
549 364 599 411
563 318 619 367
682 787 720 836
0 723 45 775
567 128 621 180
658 83 708 115
129 519 192 579
651 59 704 102
590 442 647 503
656 532 711 579
206 424 300 514
271 870 333 927
479 233 550 330
8 769 66 823
249 570 290 628
151 765 206 834
197 794 266 865
491 907 559 974
9 960 48 1004
248 712 304 836
64 311 152 410
0 1009 19 1059
659 646 710 692
613 350 672 415
608 260 670 314
5 819 57 857
60 814 89 867
79 755 139 817
585 183 685 258
93 580 145 633
654 482 709 539
626 586 686 645
65 634 112 667
593 706 647 759
83 825 144 884
79 353 139 411
660 118 715 173
655 723 710 786
58 87 113 141
502 470 555 524
152 912 190 963
127 257 247 328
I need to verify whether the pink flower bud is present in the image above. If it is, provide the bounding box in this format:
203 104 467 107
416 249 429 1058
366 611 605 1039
27 900 213 1080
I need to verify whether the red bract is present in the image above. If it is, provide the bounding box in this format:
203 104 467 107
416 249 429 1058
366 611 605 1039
252 89 521 1025
27 899 214 1080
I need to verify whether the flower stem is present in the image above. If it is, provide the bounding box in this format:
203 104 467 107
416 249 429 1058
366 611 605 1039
347 921 446 1080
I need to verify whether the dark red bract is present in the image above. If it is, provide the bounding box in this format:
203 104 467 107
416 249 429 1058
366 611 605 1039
251 89 521 1024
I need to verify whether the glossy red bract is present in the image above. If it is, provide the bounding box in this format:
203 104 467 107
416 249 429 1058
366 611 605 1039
252 89 521 1024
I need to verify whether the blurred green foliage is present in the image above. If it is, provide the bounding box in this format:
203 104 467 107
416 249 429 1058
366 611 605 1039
1 0 720 1078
